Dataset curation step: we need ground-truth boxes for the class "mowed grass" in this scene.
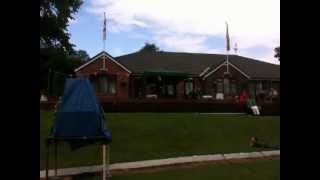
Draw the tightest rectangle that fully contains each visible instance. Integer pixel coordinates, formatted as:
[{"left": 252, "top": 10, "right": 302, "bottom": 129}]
[
  {"left": 73, "top": 159, "right": 280, "bottom": 180},
  {"left": 40, "top": 112, "right": 279, "bottom": 170}
]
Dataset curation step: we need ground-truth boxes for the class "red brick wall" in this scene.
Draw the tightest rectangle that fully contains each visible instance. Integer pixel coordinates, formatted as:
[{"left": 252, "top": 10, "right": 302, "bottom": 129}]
[{"left": 75, "top": 55, "right": 130, "bottom": 100}]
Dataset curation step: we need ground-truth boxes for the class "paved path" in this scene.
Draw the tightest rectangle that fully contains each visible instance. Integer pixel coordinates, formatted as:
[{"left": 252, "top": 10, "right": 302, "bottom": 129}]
[
  {"left": 40, "top": 150, "right": 280, "bottom": 178},
  {"left": 199, "top": 113, "right": 246, "bottom": 115}
]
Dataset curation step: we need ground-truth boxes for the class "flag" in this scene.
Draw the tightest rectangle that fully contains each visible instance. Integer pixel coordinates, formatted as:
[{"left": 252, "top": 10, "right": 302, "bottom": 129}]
[
  {"left": 103, "top": 12, "right": 106, "bottom": 41},
  {"left": 226, "top": 22, "right": 230, "bottom": 51}
]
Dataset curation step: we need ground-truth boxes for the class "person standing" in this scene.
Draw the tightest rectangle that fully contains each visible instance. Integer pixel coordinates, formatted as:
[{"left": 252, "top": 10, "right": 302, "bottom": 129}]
[
  {"left": 239, "top": 90, "right": 248, "bottom": 104},
  {"left": 246, "top": 95, "right": 260, "bottom": 115}
]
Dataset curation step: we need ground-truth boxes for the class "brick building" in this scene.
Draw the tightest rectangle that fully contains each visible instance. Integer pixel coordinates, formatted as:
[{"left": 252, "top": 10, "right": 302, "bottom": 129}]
[{"left": 75, "top": 51, "right": 280, "bottom": 102}]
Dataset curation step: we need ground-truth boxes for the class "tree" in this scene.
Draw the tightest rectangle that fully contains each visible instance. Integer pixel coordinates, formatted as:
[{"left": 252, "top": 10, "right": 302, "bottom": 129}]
[
  {"left": 40, "top": 48, "right": 88, "bottom": 96},
  {"left": 139, "top": 43, "right": 160, "bottom": 53},
  {"left": 73, "top": 50, "right": 90, "bottom": 62},
  {"left": 40, "top": 0, "right": 83, "bottom": 54},
  {"left": 40, "top": 0, "right": 85, "bottom": 96},
  {"left": 274, "top": 46, "right": 280, "bottom": 61}
]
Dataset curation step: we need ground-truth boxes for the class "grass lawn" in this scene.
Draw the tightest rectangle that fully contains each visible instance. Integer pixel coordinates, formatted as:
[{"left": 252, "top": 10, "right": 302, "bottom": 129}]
[
  {"left": 73, "top": 159, "right": 280, "bottom": 180},
  {"left": 40, "top": 112, "right": 279, "bottom": 170}
]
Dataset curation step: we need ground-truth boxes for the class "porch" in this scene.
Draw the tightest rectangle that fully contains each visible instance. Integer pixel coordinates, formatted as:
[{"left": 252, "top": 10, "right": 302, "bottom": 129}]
[{"left": 129, "top": 69, "right": 192, "bottom": 100}]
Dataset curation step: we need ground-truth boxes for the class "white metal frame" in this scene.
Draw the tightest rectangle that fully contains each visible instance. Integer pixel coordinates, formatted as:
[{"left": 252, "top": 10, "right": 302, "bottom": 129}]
[{"left": 102, "top": 144, "right": 111, "bottom": 180}]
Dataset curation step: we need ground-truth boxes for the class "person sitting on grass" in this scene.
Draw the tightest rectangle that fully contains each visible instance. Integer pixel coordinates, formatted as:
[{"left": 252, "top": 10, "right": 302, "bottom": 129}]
[
  {"left": 246, "top": 95, "right": 260, "bottom": 115},
  {"left": 249, "top": 137, "right": 280, "bottom": 149}
]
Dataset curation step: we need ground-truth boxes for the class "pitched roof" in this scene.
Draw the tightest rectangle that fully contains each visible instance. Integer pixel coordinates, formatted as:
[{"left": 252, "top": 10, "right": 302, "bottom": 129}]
[
  {"left": 115, "top": 51, "right": 225, "bottom": 75},
  {"left": 74, "top": 51, "right": 131, "bottom": 73},
  {"left": 229, "top": 55, "right": 280, "bottom": 80},
  {"left": 115, "top": 51, "right": 280, "bottom": 79}
]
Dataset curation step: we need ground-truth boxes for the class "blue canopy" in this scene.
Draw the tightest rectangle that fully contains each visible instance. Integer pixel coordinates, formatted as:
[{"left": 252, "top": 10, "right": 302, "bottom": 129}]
[{"left": 50, "top": 78, "right": 111, "bottom": 144}]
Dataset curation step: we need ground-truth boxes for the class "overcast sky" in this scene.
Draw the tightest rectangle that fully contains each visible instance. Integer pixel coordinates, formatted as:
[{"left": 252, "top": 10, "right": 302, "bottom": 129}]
[{"left": 68, "top": 0, "right": 280, "bottom": 64}]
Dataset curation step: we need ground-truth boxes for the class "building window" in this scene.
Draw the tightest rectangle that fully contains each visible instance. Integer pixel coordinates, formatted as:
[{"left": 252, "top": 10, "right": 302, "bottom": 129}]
[
  {"left": 230, "top": 82, "right": 237, "bottom": 96},
  {"left": 160, "top": 84, "right": 176, "bottom": 97},
  {"left": 263, "top": 81, "right": 270, "bottom": 90},
  {"left": 185, "top": 81, "right": 194, "bottom": 96},
  {"left": 108, "top": 77, "right": 116, "bottom": 94},
  {"left": 167, "top": 84, "right": 175, "bottom": 96},
  {"left": 216, "top": 79, "right": 223, "bottom": 93},
  {"left": 248, "top": 82, "right": 255, "bottom": 97},
  {"left": 223, "top": 78, "right": 230, "bottom": 95},
  {"left": 256, "top": 81, "right": 263, "bottom": 94},
  {"left": 98, "top": 76, "right": 108, "bottom": 93},
  {"left": 97, "top": 75, "right": 117, "bottom": 94}
]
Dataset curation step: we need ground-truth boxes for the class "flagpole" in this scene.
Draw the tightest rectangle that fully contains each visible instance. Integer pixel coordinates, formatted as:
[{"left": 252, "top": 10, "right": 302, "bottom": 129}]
[
  {"left": 103, "top": 12, "right": 106, "bottom": 52},
  {"left": 103, "top": 12, "right": 106, "bottom": 70},
  {"left": 103, "top": 144, "right": 106, "bottom": 180},
  {"left": 225, "top": 22, "right": 230, "bottom": 74},
  {"left": 226, "top": 50, "right": 229, "bottom": 73}
]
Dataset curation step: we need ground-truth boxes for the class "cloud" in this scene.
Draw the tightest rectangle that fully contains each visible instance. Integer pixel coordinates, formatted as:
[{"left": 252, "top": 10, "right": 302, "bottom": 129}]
[
  {"left": 86, "top": 0, "right": 279, "bottom": 63},
  {"left": 155, "top": 34, "right": 207, "bottom": 52},
  {"left": 240, "top": 45, "right": 280, "bottom": 65}
]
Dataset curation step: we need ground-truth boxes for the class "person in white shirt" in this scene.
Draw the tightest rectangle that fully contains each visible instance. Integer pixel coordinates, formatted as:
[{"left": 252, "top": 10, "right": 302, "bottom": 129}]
[{"left": 246, "top": 95, "right": 260, "bottom": 115}]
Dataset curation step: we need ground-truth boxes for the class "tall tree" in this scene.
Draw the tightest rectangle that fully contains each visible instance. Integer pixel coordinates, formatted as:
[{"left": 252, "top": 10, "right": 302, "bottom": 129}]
[
  {"left": 73, "top": 50, "right": 90, "bottom": 62},
  {"left": 40, "top": 48, "right": 88, "bottom": 96},
  {"left": 40, "top": 0, "right": 83, "bottom": 54},
  {"left": 274, "top": 46, "right": 280, "bottom": 61},
  {"left": 40, "top": 0, "right": 85, "bottom": 96},
  {"left": 139, "top": 43, "right": 160, "bottom": 53}
]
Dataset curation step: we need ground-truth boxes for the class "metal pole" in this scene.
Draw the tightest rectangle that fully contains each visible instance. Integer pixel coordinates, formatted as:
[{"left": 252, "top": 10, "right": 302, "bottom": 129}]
[
  {"left": 225, "top": 22, "right": 230, "bottom": 74},
  {"left": 270, "top": 80, "right": 273, "bottom": 103},
  {"left": 54, "top": 141, "right": 58, "bottom": 177},
  {"left": 47, "top": 68, "right": 51, "bottom": 94},
  {"left": 102, "top": 12, "right": 106, "bottom": 70},
  {"left": 107, "top": 145, "right": 111, "bottom": 177},
  {"left": 103, "top": 40, "right": 106, "bottom": 52},
  {"left": 45, "top": 143, "right": 50, "bottom": 180},
  {"left": 103, "top": 55, "right": 106, "bottom": 70},
  {"left": 226, "top": 52, "right": 229, "bottom": 74},
  {"left": 103, "top": 144, "right": 106, "bottom": 180},
  {"left": 103, "top": 12, "right": 106, "bottom": 52},
  {"left": 143, "top": 76, "right": 146, "bottom": 98}
]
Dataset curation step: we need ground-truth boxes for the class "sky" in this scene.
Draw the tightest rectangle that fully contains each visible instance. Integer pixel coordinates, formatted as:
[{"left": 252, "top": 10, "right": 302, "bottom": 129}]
[{"left": 68, "top": 0, "right": 280, "bottom": 64}]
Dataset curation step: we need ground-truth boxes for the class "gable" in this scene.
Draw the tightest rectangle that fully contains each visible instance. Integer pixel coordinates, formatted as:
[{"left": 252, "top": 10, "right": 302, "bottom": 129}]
[
  {"left": 203, "top": 61, "right": 250, "bottom": 80},
  {"left": 75, "top": 51, "right": 131, "bottom": 74}
]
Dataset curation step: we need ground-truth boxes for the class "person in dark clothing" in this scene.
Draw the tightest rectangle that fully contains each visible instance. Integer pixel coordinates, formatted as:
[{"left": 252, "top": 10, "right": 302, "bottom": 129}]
[{"left": 249, "top": 137, "right": 280, "bottom": 149}]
